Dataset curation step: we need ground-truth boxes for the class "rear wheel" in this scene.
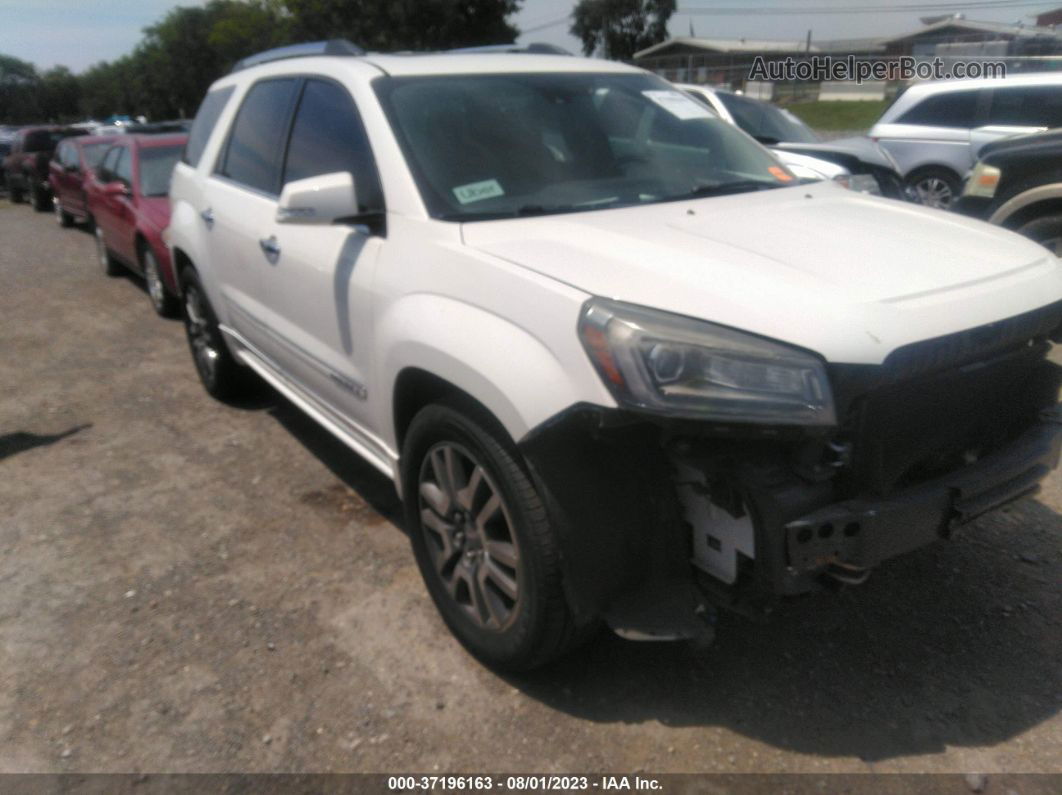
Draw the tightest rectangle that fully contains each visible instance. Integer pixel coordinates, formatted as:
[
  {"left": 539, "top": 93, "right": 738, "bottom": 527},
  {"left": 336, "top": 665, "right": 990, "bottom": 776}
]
[
  {"left": 53, "top": 196, "right": 73, "bottom": 228},
  {"left": 95, "top": 226, "right": 120, "bottom": 276},
  {"left": 29, "top": 181, "right": 49, "bottom": 212},
  {"left": 1017, "top": 214, "right": 1062, "bottom": 256},
  {"left": 9, "top": 184, "right": 24, "bottom": 203},
  {"left": 402, "top": 401, "right": 587, "bottom": 671},
  {"left": 180, "top": 267, "right": 255, "bottom": 400},
  {"left": 906, "top": 167, "right": 960, "bottom": 210},
  {"left": 143, "top": 248, "right": 179, "bottom": 317}
]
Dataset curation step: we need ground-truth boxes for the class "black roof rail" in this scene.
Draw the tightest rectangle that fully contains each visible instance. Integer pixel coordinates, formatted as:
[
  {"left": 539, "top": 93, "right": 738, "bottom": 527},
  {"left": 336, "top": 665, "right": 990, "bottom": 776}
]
[
  {"left": 443, "top": 42, "right": 572, "bottom": 55},
  {"left": 231, "top": 40, "right": 365, "bottom": 72}
]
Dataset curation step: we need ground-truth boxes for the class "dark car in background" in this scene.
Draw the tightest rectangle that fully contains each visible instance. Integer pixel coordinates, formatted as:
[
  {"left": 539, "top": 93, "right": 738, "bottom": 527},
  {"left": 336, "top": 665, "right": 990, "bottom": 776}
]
[
  {"left": 49, "top": 135, "right": 118, "bottom": 227},
  {"left": 2, "top": 126, "right": 88, "bottom": 209},
  {"left": 87, "top": 134, "right": 187, "bottom": 316},
  {"left": 954, "top": 128, "right": 1062, "bottom": 254}
]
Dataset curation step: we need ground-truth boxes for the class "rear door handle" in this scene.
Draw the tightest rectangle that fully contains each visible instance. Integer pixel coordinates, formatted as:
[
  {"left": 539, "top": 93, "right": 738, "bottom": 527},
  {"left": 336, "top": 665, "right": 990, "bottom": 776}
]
[
  {"left": 259, "top": 236, "right": 280, "bottom": 258},
  {"left": 200, "top": 208, "right": 214, "bottom": 229}
]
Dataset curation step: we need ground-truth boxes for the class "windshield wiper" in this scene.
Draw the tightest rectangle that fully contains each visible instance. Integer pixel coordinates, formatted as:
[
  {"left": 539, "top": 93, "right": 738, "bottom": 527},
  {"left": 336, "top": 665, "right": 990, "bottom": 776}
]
[{"left": 678, "top": 180, "right": 783, "bottom": 199}]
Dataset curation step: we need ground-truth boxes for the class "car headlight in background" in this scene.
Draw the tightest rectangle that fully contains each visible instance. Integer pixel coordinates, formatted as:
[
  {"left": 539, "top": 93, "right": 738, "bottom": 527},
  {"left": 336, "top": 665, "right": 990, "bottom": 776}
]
[
  {"left": 833, "top": 173, "right": 882, "bottom": 195},
  {"left": 578, "top": 298, "right": 836, "bottom": 426},
  {"left": 963, "top": 162, "right": 1001, "bottom": 198}
]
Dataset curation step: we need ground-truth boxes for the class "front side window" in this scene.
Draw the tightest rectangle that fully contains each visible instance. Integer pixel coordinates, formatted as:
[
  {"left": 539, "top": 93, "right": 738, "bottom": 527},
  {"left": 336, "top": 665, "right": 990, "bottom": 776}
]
[
  {"left": 184, "top": 86, "right": 235, "bottom": 167},
  {"left": 283, "top": 79, "right": 384, "bottom": 213},
  {"left": 898, "top": 89, "right": 980, "bottom": 128},
  {"left": 97, "top": 146, "right": 121, "bottom": 182},
  {"left": 139, "top": 145, "right": 184, "bottom": 197},
  {"left": 217, "top": 78, "right": 298, "bottom": 194},
  {"left": 374, "top": 72, "right": 792, "bottom": 221}
]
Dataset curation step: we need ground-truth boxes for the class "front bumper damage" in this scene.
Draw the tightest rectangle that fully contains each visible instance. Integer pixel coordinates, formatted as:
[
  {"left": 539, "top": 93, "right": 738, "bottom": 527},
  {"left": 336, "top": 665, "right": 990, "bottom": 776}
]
[{"left": 520, "top": 303, "right": 1062, "bottom": 641}]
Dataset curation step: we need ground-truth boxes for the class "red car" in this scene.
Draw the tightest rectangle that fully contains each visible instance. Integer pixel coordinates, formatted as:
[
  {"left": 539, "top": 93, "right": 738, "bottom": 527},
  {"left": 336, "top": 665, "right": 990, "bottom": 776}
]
[
  {"left": 49, "top": 135, "right": 117, "bottom": 227},
  {"left": 87, "top": 134, "right": 187, "bottom": 317}
]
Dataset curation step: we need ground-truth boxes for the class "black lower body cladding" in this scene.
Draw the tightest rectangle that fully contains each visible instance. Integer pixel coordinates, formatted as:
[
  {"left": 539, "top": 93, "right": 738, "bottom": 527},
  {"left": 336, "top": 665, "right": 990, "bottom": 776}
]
[{"left": 520, "top": 303, "right": 1062, "bottom": 634}]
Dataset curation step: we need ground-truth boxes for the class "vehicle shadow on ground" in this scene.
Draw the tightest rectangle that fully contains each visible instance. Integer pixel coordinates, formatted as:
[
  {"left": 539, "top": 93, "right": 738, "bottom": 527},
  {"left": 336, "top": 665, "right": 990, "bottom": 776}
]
[
  {"left": 511, "top": 498, "right": 1062, "bottom": 762},
  {"left": 254, "top": 386, "right": 404, "bottom": 526}
]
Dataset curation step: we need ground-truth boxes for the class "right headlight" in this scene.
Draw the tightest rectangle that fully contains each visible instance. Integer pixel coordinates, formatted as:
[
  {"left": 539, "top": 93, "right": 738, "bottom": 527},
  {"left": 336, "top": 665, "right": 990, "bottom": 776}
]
[
  {"left": 963, "top": 162, "right": 1001, "bottom": 198},
  {"left": 578, "top": 298, "right": 836, "bottom": 426}
]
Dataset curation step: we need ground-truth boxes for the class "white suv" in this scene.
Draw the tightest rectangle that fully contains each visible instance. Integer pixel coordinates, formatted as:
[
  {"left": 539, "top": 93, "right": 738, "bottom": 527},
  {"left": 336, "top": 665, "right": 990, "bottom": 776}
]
[
  {"left": 169, "top": 41, "right": 1062, "bottom": 670},
  {"left": 870, "top": 73, "right": 1062, "bottom": 208}
]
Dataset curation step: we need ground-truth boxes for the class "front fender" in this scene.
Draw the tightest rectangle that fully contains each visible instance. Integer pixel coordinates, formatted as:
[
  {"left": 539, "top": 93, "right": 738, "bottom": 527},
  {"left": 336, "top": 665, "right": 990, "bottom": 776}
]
[{"left": 377, "top": 293, "right": 606, "bottom": 449}]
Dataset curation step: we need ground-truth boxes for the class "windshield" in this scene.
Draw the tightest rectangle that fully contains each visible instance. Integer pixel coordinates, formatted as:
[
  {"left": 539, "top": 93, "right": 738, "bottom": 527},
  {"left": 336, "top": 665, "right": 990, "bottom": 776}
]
[
  {"left": 374, "top": 72, "right": 794, "bottom": 221},
  {"left": 138, "top": 145, "right": 183, "bottom": 197},
  {"left": 714, "top": 92, "right": 819, "bottom": 145}
]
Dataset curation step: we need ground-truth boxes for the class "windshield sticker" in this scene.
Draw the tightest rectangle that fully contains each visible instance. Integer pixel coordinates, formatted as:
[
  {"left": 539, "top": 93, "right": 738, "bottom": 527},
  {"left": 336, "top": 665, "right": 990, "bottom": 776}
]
[
  {"left": 642, "top": 90, "right": 713, "bottom": 120},
  {"left": 768, "top": 165, "right": 795, "bottom": 182},
  {"left": 453, "top": 179, "right": 505, "bottom": 204}
]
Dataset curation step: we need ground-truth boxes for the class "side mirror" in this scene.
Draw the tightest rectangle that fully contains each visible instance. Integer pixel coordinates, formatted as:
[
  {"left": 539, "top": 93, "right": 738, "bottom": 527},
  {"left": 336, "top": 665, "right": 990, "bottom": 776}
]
[
  {"left": 277, "top": 171, "right": 359, "bottom": 225},
  {"left": 103, "top": 181, "right": 129, "bottom": 196}
]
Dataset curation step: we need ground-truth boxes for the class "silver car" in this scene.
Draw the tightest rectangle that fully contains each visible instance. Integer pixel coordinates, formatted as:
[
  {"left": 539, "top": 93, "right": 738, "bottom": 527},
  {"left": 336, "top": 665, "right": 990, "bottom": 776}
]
[{"left": 870, "top": 73, "right": 1062, "bottom": 209}]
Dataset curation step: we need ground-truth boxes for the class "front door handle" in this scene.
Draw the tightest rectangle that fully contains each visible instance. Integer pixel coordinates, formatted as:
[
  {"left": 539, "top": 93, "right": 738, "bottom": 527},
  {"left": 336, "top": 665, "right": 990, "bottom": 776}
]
[
  {"left": 259, "top": 236, "right": 280, "bottom": 258},
  {"left": 200, "top": 208, "right": 214, "bottom": 229}
]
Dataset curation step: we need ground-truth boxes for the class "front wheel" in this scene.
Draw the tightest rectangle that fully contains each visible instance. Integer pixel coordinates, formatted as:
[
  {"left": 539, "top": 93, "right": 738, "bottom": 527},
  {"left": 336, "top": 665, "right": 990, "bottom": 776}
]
[
  {"left": 143, "top": 248, "right": 179, "bottom": 317},
  {"left": 180, "top": 267, "right": 255, "bottom": 401},
  {"left": 906, "top": 167, "right": 960, "bottom": 210},
  {"left": 29, "top": 181, "right": 49, "bottom": 212},
  {"left": 1017, "top": 214, "right": 1062, "bottom": 256},
  {"left": 402, "top": 401, "right": 586, "bottom": 671}
]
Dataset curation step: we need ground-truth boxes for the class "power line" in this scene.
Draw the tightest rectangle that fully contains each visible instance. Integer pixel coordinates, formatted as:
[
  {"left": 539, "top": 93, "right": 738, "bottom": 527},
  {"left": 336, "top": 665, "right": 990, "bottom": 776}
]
[
  {"left": 522, "top": 15, "right": 570, "bottom": 34},
  {"left": 679, "top": 0, "right": 1059, "bottom": 15}
]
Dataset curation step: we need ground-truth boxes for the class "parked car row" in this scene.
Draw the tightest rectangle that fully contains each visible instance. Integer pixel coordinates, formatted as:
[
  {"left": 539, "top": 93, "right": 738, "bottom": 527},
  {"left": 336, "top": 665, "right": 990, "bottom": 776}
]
[
  {"left": 7, "top": 43, "right": 1062, "bottom": 672},
  {"left": 3, "top": 124, "right": 187, "bottom": 317}
]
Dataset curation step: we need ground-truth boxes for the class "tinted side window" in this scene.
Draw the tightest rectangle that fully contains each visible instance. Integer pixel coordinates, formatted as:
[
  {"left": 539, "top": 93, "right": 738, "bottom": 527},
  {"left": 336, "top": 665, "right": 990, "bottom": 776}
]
[
  {"left": 988, "top": 85, "right": 1062, "bottom": 127},
  {"left": 283, "top": 79, "right": 383, "bottom": 211},
  {"left": 898, "top": 90, "right": 980, "bottom": 128},
  {"left": 218, "top": 78, "right": 298, "bottom": 195},
  {"left": 184, "top": 86, "right": 235, "bottom": 167},
  {"left": 114, "top": 147, "right": 132, "bottom": 185}
]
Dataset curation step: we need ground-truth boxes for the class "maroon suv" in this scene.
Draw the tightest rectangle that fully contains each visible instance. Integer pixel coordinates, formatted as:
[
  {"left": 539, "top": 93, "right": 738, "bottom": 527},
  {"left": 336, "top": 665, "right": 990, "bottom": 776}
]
[
  {"left": 49, "top": 135, "right": 117, "bottom": 227},
  {"left": 2, "top": 126, "right": 87, "bottom": 210}
]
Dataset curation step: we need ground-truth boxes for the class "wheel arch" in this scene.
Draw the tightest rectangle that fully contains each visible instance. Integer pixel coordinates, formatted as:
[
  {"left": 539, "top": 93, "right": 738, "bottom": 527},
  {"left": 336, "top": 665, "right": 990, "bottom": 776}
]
[{"left": 989, "top": 184, "right": 1062, "bottom": 229}]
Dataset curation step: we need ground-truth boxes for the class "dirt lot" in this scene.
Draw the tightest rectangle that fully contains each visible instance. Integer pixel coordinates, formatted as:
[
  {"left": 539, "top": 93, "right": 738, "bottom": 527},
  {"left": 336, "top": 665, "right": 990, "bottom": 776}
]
[{"left": 1, "top": 198, "right": 1061, "bottom": 777}]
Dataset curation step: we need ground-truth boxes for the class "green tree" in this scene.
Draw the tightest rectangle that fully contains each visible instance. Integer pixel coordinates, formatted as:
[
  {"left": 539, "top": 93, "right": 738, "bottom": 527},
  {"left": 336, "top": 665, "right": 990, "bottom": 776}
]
[
  {"left": 282, "top": 0, "right": 521, "bottom": 51},
  {"left": 0, "top": 53, "right": 40, "bottom": 123},
  {"left": 38, "top": 66, "right": 80, "bottom": 122},
  {"left": 570, "top": 0, "right": 676, "bottom": 61}
]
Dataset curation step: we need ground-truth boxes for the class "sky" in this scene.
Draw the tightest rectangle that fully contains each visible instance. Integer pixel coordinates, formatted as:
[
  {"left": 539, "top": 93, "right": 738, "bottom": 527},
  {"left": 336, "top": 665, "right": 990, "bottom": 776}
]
[{"left": 3, "top": 0, "right": 1062, "bottom": 72}]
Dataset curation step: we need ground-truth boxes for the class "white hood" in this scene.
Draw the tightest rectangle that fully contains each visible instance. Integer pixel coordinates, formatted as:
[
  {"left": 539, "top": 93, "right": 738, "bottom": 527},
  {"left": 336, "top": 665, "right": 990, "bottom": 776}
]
[{"left": 462, "top": 182, "right": 1062, "bottom": 365}]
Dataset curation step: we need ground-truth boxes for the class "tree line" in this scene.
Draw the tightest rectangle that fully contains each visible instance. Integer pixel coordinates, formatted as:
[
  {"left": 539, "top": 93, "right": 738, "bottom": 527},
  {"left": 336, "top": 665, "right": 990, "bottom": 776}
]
[{"left": 0, "top": 0, "right": 675, "bottom": 125}]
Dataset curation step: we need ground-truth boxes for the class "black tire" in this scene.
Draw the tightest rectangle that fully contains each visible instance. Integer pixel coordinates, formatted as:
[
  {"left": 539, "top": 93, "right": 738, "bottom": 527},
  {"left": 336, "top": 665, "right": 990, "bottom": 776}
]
[
  {"left": 94, "top": 225, "right": 120, "bottom": 276},
  {"left": 906, "top": 167, "right": 961, "bottom": 210},
  {"left": 142, "top": 246, "right": 179, "bottom": 318},
  {"left": 402, "top": 400, "right": 587, "bottom": 671},
  {"left": 1017, "top": 214, "right": 1062, "bottom": 256},
  {"left": 54, "top": 197, "right": 73, "bottom": 228},
  {"left": 179, "top": 266, "right": 255, "bottom": 401},
  {"left": 29, "top": 181, "right": 49, "bottom": 212},
  {"left": 9, "top": 185, "right": 24, "bottom": 203}
]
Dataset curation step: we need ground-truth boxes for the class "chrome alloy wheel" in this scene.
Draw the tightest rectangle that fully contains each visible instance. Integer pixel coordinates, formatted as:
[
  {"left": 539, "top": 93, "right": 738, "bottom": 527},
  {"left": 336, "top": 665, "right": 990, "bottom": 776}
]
[
  {"left": 417, "top": 442, "right": 522, "bottom": 631},
  {"left": 914, "top": 176, "right": 953, "bottom": 209},
  {"left": 184, "top": 284, "right": 219, "bottom": 385},
  {"left": 144, "top": 250, "right": 165, "bottom": 311}
]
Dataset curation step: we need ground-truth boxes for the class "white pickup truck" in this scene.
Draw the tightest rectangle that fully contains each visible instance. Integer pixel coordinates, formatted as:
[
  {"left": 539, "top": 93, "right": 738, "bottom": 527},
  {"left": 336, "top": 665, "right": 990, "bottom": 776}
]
[{"left": 167, "top": 41, "right": 1062, "bottom": 670}]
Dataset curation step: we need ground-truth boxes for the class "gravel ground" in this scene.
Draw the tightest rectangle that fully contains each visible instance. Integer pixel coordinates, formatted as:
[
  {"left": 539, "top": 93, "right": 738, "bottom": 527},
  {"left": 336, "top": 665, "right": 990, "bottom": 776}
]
[{"left": 1, "top": 198, "right": 1061, "bottom": 777}]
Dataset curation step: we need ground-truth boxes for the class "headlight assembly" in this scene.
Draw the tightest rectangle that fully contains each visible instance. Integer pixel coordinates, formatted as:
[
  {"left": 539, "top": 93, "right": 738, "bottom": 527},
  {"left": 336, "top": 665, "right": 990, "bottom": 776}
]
[
  {"left": 833, "top": 173, "right": 882, "bottom": 196},
  {"left": 578, "top": 299, "right": 836, "bottom": 426}
]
